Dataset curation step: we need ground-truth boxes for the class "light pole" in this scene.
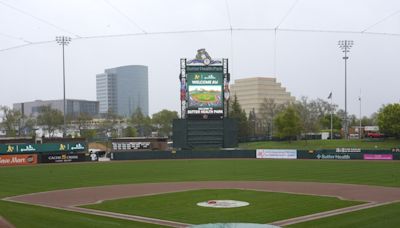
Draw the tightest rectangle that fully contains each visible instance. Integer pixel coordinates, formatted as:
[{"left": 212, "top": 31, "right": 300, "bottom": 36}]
[
  {"left": 56, "top": 36, "right": 71, "bottom": 137},
  {"left": 338, "top": 40, "right": 354, "bottom": 140}
]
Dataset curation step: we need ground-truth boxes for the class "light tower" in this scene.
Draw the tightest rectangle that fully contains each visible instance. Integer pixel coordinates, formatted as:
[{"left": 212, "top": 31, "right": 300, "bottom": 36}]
[
  {"left": 56, "top": 36, "right": 71, "bottom": 137},
  {"left": 338, "top": 40, "right": 354, "bottom": 140}
]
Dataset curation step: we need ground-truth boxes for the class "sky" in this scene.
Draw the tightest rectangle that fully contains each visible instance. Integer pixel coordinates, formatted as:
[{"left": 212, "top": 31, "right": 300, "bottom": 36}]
[{"left": 0, "top": 0, "right": 400, "bottom": 117}]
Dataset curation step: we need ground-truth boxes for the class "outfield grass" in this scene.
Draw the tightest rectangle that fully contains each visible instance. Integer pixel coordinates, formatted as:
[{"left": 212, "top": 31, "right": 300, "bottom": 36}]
[
  {"left": 289, "top": 202, "right": 400, "bottom": 228},
  {"left": 1, "top": 160, "right": 400, "bottom": 198},
  {"left": 1, "top": 159, "right": 400, "bottom": 198},
  {"left": 240, "top": 139, "right": 400, "bottom": 150},
  {"left": 0, "top": 200, "right": 162, "bottom": 228},
  {"left": 0, "top": 159, "right": 399, "bottom": 227},
  {"left": 83, "top": 189, "right": 361, "bottom": 224}
]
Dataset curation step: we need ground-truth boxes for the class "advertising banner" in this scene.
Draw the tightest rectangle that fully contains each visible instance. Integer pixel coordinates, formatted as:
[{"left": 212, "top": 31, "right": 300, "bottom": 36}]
[
  {"left": 0, "top": 142, "right": 86, "bottom": 154},
  {"left": 0, "top": 154, "right": 37, "bottom": 166},
  {"left": 39, "top": 153, "right": 89, "bottom": 163},
  {"left": 336, "top": 148, "right": 361, "bottom": 153},
  {"left": 363, "top": 154, "right": 393, "bottom": 160},
  {"left": 256, "top": 149, "right": 297, "bottom": 159},
  {"left": 316, "top": 154, "right": 353, "bottom": 160}
]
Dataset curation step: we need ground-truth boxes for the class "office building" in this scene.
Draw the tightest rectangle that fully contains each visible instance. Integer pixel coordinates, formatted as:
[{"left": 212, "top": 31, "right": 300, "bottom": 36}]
[
  {"left": 96, "top": 65, "right": 148, "bottom": 117},
  {"left": 13, "top": 99, "right": 99, "bottom": 117},
  {"left": 230, "top": 77, "right": 295, "bottom": 117}
]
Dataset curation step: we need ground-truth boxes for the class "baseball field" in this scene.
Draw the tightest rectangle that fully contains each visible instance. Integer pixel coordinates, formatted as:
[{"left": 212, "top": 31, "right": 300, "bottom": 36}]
[{"left": 1, "top": 159, "right": 400, "bottom": 227}]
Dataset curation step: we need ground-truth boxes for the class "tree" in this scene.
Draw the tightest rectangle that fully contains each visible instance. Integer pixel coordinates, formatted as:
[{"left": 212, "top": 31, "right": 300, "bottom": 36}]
[
  {"left": 0, "top": 106, "right": 22, "bottom": 136},
  {"left": 293, "top": 97, "right": 322, "bottom": 137},
  {"left": 152, "top": 109, "right": 178, "bottom": 137},
  {"left": 259, "top": 98, "right": 285, "bottom": 137},
  {"left": 229, "top": 94, "right": 250, "bottom": 138},
  {"left": 348, "top": 114, "right": 358, "bottom": 127},
  {"left": 21, "top": 116, "right": 37, "bottom": 137},
  {"left": 98, "top": 109, "right": 123, "bottom": 138},
  {"left": 320, "top": 114, "right": 342, "bottom": 130},
  {"left": 36, "top": 106, "right": 63, "bottom": 137},
  {"left": 123, "top": 126, "right": 137, "bottom": 137},
  {"left": 80, "top": 129, "right": 97, "bottom": 140},
  {"left": 310, "top": 98, "right": 334, "bottom": 118},
  {"left": 361, "top": 113, "right": 377, "bottom": 126},
  {"left": 248, "top": 108, "right": 256, "bottom": 136},
  {"left": 76, "top": 112, "right": 93, "bottom": 136},
  {"left": 274, "top": 106, "right": 302, "bottom": 141},
  {"left": 130, "top": 107, "right": 152, "bottom": 136},
  {"left": 377, "top": 103, "right": 400, "bottom": 138}
]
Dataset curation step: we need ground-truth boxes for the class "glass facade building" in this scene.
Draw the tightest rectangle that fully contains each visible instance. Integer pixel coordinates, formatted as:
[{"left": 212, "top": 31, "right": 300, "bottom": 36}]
[{"left": 96, "top": 65, "right": 149, "bottom": 117}]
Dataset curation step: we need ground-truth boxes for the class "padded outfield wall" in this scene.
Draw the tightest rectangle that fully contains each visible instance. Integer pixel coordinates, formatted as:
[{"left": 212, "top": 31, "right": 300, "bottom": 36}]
[{"left": 111, "top": 149, "right": 400, "bottom": 160}]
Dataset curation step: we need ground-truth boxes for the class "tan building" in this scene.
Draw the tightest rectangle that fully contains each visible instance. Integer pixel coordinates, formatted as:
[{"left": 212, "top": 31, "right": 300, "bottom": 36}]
[{"left": 230, "top": 77, "right": 295, "bottom": 117}]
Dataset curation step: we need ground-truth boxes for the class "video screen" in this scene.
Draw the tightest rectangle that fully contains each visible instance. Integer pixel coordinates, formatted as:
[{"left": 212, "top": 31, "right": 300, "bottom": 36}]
[{"left": 188, "top": 85, "right": 222, "bottom": 108}]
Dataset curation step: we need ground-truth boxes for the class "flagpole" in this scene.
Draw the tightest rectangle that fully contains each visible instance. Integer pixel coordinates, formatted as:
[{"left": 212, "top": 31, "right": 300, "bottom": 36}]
[
  {"left": 359, "top": 94, "right": 362, "bottom": 139},
  {"left": 330, "top": 94, "right": 333, "bottom": 140}
]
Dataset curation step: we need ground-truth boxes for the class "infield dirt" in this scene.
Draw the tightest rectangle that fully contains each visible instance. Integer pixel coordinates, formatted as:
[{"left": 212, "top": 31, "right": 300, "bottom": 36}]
[{"left": 4, "top": 181, "right": 400, "bottom": 227}]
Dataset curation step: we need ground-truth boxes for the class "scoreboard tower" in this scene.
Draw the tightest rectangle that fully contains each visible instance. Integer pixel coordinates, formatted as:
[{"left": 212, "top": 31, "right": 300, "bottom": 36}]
[{"left": 173, "top": 49, "right": 238, "bottom": 149}]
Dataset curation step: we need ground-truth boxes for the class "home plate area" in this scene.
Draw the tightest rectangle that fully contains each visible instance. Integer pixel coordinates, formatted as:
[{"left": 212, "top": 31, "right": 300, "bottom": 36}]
[{"left": 197, "top": 200, "right": 250, "bottom": 208}]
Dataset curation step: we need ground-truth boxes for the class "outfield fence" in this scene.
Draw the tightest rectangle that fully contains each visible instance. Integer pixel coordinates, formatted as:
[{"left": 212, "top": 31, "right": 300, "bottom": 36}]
[
  {"left": 2, "top": 146, "right": 399, "bottom": 166},
  {"left": 110, "top": 149, "right": 400, "bottom": 161}
]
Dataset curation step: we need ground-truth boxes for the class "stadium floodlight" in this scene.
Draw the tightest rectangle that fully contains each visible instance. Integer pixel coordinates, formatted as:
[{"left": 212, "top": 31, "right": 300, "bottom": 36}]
[
  {"left": 338, "top": 40, "right": 354, "bottom": 140},
  {"left": 56, "top": 36, "right": 72, "bottom": 137}
]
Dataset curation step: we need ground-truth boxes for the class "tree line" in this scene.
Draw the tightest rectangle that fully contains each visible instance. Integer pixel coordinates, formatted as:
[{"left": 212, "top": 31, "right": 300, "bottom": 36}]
[
  {"left": 0, "top": 105, "right": 178, "bottom": 139},
  {"left": 1, "top": 99, "right": 399, "bottom": 140},
  {"left": 229, "top": 95, "right": 400, "bottom": 140}
]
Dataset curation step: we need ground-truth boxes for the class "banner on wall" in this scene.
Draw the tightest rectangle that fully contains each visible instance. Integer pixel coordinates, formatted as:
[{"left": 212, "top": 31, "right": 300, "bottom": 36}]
[
  {"left": 40, "top": 153, "right": 89, "bottom": 163},
  {"left": 336, "top": 148, "right": 361, "bottom": 153},
  {"left": 363, "top": 154, "right": 393, "bottom": 160},
  {"left": 0, "top": 142, "right": 86, "bottom": 154},
  {"left": 256, "top": 149, "right": 297, "bottom": 159},
  {"left": 0, "top": 154, "right": 37, "bottom": 166}
]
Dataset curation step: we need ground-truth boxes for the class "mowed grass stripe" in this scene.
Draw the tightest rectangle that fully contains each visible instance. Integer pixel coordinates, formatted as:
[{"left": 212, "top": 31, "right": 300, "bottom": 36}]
[
  {"left": 289, "top": 202, "right": 400, "bottom": 228},
  {"left": 83, "top": 189, "right": 362, "bottom": 224},
  {"left": 0, "top": 200, "right": 164, "bottom": 228},
  {"left": 0, "top": 159, "right": 399, "bottom": 198}
]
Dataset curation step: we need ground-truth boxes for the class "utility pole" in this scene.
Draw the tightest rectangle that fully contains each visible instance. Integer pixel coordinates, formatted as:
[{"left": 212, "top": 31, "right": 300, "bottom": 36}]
[{"left": 56, "top": 36, "right": 71, "bottom": 137}]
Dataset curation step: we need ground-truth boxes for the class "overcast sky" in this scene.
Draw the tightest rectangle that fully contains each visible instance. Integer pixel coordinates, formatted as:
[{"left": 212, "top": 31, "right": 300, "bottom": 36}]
[{"left": 1, "top": 0, "right": 399, "bottom": 116}]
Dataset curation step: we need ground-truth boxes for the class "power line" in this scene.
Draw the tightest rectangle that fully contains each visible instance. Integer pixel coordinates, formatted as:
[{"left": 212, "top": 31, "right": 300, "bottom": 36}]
[
  {"left": 0, "top": 0, "right": 80, "bottom": 38},
  {"left": 1, "top": 27, "right": 400, "bottom": 53},
  {"left": 361, "top": 9, "right": 400, "bottom": 33},
  {"left": 273, "top": 0, "right": 300, "bottom": 77},
  {"left": 276, "top": 0, "right": 300, "bottom": 29},
  {"left": 0, "top": 32, "right": 32, "bottom": 44},
  {"left": 0, "top": 40, "right": 53, "bottom": 52},
  {"left": 225, "top": 0, "right": 234, "bottom": 76},
  {"left": 224, "top": 0, "right": 233, "bottom": 30},
  {"left": 76, "top": 28, "right": 231, "bottom": 39},
  {"left": 103, "top": 0, "right": 147, "bottom": 34}
]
